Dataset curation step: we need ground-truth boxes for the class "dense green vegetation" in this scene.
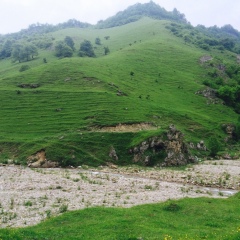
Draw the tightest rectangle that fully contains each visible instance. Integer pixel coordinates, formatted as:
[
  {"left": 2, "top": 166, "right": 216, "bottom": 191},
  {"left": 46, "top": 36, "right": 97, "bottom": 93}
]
[
  {"left": 96, "top": 1, "right": 187, "bottom": 28},
  {"left": 166, "top": 22, "right": 240, "bottom": 53},
  {"left": 0, "top": 193, "right": 239, "bottom": 239},
  {"left": 0, "top": 2, "right": 240, "bottom": 166}
]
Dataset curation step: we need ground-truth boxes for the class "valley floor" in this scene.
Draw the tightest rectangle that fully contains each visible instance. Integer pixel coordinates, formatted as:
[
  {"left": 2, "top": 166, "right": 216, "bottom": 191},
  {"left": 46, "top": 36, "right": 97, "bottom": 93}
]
[{"left": 0, "top": 160, "right": 239, "bottom": 228}]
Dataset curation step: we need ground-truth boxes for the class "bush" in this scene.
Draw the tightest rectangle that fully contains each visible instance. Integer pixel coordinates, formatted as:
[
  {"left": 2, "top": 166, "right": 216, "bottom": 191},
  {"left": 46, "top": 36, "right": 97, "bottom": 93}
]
[
  {"left": 79, "top": 40, "right": 95, "bottom": 57},
  {"left": 208, "top": 137, "right": 221, "bottom": 157},
  {"left": 233, "top": 117, "right": 240, "bottom": 140},
  {"left": 19, "top": 65, "right": 30, "bottom": 72},
  {"left": 199, "top": 43, "right": 210, "bottom": 50},
  {"left": 163, "top": 202, "right": 182, "bottom": 212},
  {"left": 95, "top": 37, "right": 101, "bottom": 45},
  {"left": 217, "top": 86, "right": 235, "bottom": 106},
  {"left": 55, "top": 41, "right": 73, "bottom": 58},
  {"left": 59, "top": 204, "right": 68, "bottom": 213}
]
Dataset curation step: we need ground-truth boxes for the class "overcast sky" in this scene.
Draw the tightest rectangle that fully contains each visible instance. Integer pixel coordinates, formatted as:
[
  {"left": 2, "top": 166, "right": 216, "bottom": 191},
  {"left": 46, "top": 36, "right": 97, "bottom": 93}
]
[{"left": 0, "top": 0, "right": 239, "bottom": 34}]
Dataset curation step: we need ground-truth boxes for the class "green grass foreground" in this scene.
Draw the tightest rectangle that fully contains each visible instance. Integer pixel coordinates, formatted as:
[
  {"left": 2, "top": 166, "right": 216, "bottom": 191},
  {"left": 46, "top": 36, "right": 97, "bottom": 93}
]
[{"left": 0, "top": 193, "right": 240, "bottom": 240}]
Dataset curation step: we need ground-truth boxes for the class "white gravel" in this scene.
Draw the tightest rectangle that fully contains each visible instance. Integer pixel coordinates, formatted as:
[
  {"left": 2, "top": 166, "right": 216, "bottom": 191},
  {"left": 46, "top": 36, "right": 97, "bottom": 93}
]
[{"left": 0, "top": 160, "right": 239, "bottom": 228}]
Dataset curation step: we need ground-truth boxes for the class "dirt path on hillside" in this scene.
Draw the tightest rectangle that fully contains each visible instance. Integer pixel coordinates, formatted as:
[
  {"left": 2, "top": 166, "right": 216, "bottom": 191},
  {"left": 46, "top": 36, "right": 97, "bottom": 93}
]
[
  {"left": 92, "top": 123, "right": 159, "bottom": 132},
  {"left": 0, "top": 160, "right": 239, "bottom": 228}
]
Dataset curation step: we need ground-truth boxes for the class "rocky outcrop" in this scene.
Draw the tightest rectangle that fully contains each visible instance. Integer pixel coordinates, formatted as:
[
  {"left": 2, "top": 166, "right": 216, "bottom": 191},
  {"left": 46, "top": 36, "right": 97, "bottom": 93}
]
[
  {"left": 200, "top": 56, "right": 213, "bottom": 63},
  {"left": 189, "top": 141, "right": 207, "bottom": 151},
  {"left": 109, "top": 147, "right": 118, "bottom": 161},
  {"left": 195, "top": 88, "right": 222, "bottom": 105},
  {"left": 27, "top": 149, "right": 58, "bottom": 168},
  {"left": 163, "top": 125, "right": 196, "bottom": 166},
  {"left": 195, "top": 88, "right": 216, "bottom": 99},
  {"left": 130, "top": 125, "right": 196, "bottom": 167},
  {"left": 237, "top": 55, "right": 240, "bottom": 63},
  {"left": 222, "top": 123, "right": 235, "bottom": 142}
]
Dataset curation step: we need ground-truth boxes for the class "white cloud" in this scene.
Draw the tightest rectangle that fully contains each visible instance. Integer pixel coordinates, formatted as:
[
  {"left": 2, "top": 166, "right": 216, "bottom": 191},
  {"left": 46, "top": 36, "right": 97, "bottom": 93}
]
[{"left": 0, "top": 0, "right": 239, "bottom": 34}]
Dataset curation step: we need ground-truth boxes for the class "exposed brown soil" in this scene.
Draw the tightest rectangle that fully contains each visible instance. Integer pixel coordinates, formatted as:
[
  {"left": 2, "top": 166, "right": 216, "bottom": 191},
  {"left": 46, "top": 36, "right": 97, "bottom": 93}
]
[{"left": 93, "top": 123, "right": 159, "bottom": 132}]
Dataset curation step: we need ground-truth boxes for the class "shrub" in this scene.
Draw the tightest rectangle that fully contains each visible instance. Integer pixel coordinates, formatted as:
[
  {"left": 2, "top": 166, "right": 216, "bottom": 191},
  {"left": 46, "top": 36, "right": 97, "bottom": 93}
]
[
  {"left": 95, "top": 37, "right": 101, "bottom": 45},
  {"left": 19, "top": 65, "right": 30, "bottom": 72},
  {"left": 163, "top": 202, "right": 182, "bottom": 212},
  {"left": 24, "top": 201, "right": 32, "bottom": 207},
  {"left": 79, "top": 40, "right": 95, "bottom": 57},
  {"left": 233, "top": 117, "right": 240, "bottom": 140},
  {"left": 59, "top": 204, "right": 68, "bottom": 213},
  {"left": 208, "top": 137, "right": 221, "bottom": 157}
]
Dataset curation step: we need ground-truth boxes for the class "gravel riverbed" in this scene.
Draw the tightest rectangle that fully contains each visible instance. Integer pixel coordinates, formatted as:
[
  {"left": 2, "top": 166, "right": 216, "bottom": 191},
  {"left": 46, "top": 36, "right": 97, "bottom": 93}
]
[{"left": 0, "top": 160, "right": 239, "bottom": 228}]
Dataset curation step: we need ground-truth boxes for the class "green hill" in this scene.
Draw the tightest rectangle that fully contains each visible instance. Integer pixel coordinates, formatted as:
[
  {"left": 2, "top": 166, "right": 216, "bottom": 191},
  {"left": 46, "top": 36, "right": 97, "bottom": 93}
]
[{"left": 0, "top": 4, "right": 240, "bottom": 166}]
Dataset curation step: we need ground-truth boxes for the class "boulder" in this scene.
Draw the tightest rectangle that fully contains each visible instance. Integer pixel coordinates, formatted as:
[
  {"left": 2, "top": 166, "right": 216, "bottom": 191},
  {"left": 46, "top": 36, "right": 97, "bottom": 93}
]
[
  {"left": 27, "top": 149, "right": 58, "bottom": 168},
  {"left": 109, "top": 147, "right": 118, "bottom": 161},
  {"left": 222, "top": 123, "right": 235, "bottom": 142}
]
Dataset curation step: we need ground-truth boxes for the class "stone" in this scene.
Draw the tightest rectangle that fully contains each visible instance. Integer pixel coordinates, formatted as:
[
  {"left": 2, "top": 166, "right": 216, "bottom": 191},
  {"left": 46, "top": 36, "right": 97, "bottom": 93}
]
[
  {"left": 7, "top": 159, "right": 14, "bottom": 164},
  {"left": 200, "top": 56, "right": 213, "bottom": 63},
  {"left": 109, "top": 147, "right": 118, "bottom": 161},
  {"left": 27, "top": 149, "right": 59, "bottom": 168}
]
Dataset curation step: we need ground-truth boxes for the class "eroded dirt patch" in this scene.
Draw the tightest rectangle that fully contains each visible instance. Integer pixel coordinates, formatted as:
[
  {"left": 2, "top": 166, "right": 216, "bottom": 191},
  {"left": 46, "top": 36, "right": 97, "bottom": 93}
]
[{"left": 93, "top": 123, "right": 159, "bottom": 132}]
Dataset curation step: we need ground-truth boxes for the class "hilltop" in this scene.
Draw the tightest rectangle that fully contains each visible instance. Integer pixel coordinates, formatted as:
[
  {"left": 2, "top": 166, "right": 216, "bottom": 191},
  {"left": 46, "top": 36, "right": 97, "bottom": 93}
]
[{"left": 0, "top": 2, "right": 240, "bottom": 167}]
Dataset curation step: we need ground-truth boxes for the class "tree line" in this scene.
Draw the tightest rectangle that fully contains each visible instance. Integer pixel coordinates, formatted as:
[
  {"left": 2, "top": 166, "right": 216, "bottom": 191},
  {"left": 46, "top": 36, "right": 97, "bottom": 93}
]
[
  {"left": 0, "top": 39, "right": 39, "bottom": 62},
  {"left": 0, "top": 34, "right": 110, "bottom": 63},
  {"left": 202, "top": 58, "right": 240, "bottom": 113},
  {"left": 167, "top": 22, "right": 240, "bottom": 54},
  {"left": 96, "top": 1, "right": 187, "bottom": 29},
  {"left": 55, "top": 36, "right": 110, "bottom": 58}
]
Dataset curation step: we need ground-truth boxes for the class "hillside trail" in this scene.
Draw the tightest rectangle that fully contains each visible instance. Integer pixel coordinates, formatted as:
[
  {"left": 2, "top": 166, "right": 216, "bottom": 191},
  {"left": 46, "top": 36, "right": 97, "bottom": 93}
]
[
  {"left": 0, "top": 159, "right": 239, "bottom": 228},
  {"left": 91, "top": 123, "right": 159, "bottom": 132}
]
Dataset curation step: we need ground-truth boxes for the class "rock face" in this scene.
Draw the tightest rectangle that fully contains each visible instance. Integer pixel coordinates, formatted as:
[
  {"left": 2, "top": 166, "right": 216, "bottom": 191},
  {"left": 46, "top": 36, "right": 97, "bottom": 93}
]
[
  {"left": 189, "top": 141, "right": 207, "bottom": 151},
  {"left": 163, "top": 125, "right": 195, "bottom": 166},
  {"left": 222, "top": 123, "right": 235, "bottom": 142},
  {"left": 195, "top": 88, "right": 222, "bottom": 105},
  {"left": 195, "top": 88, "right": 216, "bottom": 99},
  {"left": 109, "top": 147, "right": 118, "bottom": 161},
  {"left": 27, "top": 149, "right": 59, "bottom": 168},
  {"left": 200, "top": 56, "right": 213, "bottom": 63},
  {"left": 237, "top": 55, "right": 240, "bottom": 63},
  {"left": 130, "top": 125, "right": 196, "bottom": 167}
]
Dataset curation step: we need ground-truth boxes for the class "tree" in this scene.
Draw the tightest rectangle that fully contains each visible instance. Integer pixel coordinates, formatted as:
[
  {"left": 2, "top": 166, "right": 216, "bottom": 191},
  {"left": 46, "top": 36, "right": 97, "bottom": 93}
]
[
  {"left": 19, "top": 65, "right": 30, "bottom": 72},
  {"left": 104, "top": 46, "right": 110, "bottom": 55},
  {"left": 234, "top": 117, "right": 240, "bottom": 141},
  {"left": 24, "top": 44, "right": 38, "bottom": 60},
  {"left": 79, "top": 40, "right": 95, "bottom": 57},
  {"left": 12, "top": 43, "right": 38, "bottom": 62},
  {"left": 208, "top": 137, "right": 221, "bottom": 157},
  {"left": 95, "top": 37, "right": 101, "bottom": 45},
  {"left": 217, "top": 86, "right": 235, "bottom": 106},
  {"left": 12, "top": 43, "right": 23, "bottom": 63},
  {"left": 64, "top": 36, "right": 75, "bottom": 50},
  {"left": 0, "top": 39, "right": 13, "bottom": 59},
  {"left": 220, "top": 38, "right": 235, "bottom": 51},
  {"left": 55, "top": 41, "right": 73, "bottom": 58}
]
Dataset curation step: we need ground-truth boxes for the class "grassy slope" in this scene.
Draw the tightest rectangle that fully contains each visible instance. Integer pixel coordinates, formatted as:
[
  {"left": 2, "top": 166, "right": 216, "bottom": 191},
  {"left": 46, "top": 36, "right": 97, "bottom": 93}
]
[
  {"left": 0, "top": 18, "right": 238, "bottom": 164},
  {"left": 0, "top": 192, "right": 240, "bottom": 239}
]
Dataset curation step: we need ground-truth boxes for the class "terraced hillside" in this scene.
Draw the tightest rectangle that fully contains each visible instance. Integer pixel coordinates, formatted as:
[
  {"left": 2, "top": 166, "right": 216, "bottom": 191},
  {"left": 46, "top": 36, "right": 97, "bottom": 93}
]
[{"left": 0, "top": 17, "right": 239, "bottom": 166}]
